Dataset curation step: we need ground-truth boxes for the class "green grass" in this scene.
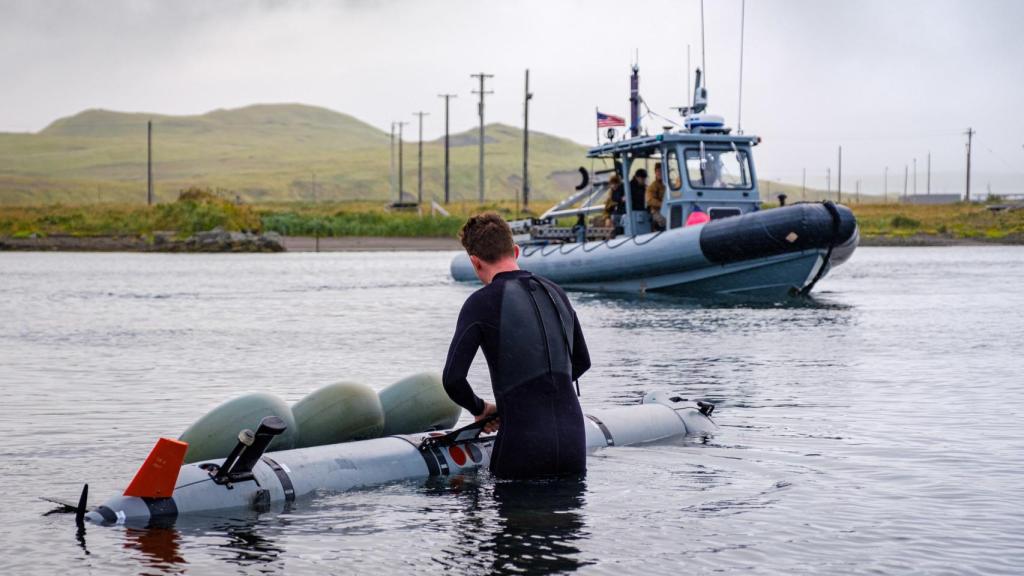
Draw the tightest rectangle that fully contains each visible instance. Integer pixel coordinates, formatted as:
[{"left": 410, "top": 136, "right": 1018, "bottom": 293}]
[
  {"left": 851, "top": 203, "right": 1024, "bottom": 239},
  {"left": 4, "top": 196, "right": 1023, "bottom": 242},
  {"left": 0, "top": 188, "right": 261, "bottom": 238},
  {"left": 260, "top": 211, "right": 464, "bottom": 237}
]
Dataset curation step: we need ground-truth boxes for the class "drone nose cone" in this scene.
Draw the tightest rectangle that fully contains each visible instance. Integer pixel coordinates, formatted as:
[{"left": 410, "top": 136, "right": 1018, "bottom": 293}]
[{"left": 84, "top": 507, "right": 116, "bottom": 525}]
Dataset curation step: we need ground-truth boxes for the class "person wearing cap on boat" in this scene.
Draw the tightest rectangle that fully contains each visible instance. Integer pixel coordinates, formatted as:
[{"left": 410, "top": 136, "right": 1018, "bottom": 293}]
[
  {"left": 603, "top": 173, "right": 625, "bottom": 233},
  {"left": 629, "top": 168, "right": 648, "bottom": 213},
  {"left": 443, "top": 212, "right": 592, "bottom": 480},
  {"left": 646, "top": 162, "right": 666, "bottom": 231}
]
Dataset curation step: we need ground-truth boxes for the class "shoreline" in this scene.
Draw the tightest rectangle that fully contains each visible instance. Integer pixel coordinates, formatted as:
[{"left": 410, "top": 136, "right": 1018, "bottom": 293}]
[
  {"left": 1, "top": 233, "right": 1021, "bottom": 252},
  {"left": 281, "top": 236, "right": 461, "bottom": 252},
  {"left": 0, "top": 234, "right": 462, "bottom": 252}
]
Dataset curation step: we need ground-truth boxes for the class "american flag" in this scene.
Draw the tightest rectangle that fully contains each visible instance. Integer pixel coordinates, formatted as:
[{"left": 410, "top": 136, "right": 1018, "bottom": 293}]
[{"left": 597, "top": 111, "right": 626, "bottom": 128}]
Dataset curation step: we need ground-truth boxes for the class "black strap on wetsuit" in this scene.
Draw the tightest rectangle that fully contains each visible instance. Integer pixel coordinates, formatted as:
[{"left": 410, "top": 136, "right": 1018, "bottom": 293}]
[{"left": 523, "top": 276, "right": 581, "bottom": 397}]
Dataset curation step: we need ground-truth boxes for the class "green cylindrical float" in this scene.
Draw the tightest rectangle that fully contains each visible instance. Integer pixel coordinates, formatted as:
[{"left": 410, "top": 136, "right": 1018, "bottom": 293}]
[
  {"left": 291, "top": 382, "right": 385, "bottom": 448},
  {"left": 179, "top": 392, "right": 297, "bottom": 464},
  {"left": 379, "top": 372, "right": 462, "bottom": 436}
]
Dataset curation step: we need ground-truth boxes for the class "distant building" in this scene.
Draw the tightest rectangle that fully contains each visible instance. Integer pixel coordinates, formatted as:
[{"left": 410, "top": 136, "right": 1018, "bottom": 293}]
[{"left": 901, "top": 194, "right": 962, "bottom": 205}]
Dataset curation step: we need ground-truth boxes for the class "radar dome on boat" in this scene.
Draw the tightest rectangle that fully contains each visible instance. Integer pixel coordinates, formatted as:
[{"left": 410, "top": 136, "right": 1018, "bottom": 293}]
[{"left": 684, "top": 113, "right": 726, "bottom": 132}]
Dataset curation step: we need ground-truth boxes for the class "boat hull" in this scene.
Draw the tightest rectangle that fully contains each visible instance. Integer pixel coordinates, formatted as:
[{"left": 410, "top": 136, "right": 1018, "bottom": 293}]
[{"left": 451, "top": 203, "right": 858, "bottom": 298}]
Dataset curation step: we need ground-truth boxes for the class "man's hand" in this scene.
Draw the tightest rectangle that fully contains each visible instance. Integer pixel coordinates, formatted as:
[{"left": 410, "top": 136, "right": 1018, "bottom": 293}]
[{"left": 475, "top": 401, "right": 500, "bottom": 434}]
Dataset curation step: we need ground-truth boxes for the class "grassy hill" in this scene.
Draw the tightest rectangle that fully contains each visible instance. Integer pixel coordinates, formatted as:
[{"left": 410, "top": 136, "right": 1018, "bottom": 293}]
[{"left": 0, "top": 104, "right": 592, "bottom": 206}]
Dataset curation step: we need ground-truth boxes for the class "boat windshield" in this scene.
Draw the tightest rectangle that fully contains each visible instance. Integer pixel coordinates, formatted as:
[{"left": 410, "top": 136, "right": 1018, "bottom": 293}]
[{"left": 685, "top": 148, "right": 752, "bottom": 189}]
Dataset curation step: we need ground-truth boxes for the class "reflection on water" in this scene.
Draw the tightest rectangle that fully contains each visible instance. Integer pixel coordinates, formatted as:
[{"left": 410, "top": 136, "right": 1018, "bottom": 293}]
[
  {"left": 123, "top": 527, "right": 185, "bottom": 572},
  {"left": 3, "top": 248, "right": 1024, "bottom": 574},
  {"left": 426, "top": 476, "right": 589, "bottom": 574},
  {"left": 489, "top": 479, "right": 589, "bottom": 575}
]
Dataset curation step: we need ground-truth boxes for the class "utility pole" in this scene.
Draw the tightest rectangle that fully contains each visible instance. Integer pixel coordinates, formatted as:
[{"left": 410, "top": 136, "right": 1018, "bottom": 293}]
[
  {"left": 522, "top": 69, "right": 533, "bottom": 213},
  {"left": 884, "top": 166, "right": 889, "bottom": 203},
  {"left": 396, "top": 121, "right": 408, "bottom": 203},
  {"left": 837, "top": 145, "right": 842, "bottom": 203},
  {"left": 413, "top": 111, "right": 429, "bottom": 205},
  {"left": 801, "top": 168, "right": 806, "bottom": 200},
  {"left": 856, "top": 179, "right": 860, "bottom": 203},
  {"left": 438, "top": 94, "right": 456, "bottom": 204},
  {"left": 389, "top": 122, "right": 396, "bottom": 201},
  {"left": 147, "top": 120, "right": 153, "bottom": 205},
  {"left": 826, "top": 167, "right": 831, "bottom": 200},
  {"left": 965, "top": 127, "right": 975, "bottom": 202},
  {"left": 312, "top": 173, "right": 317, "bottom": 203},
  {"left": 903, "top": 164, "right": 908, "bottom": 200},
  {"left": 927, "top": 151, "right": 931, "bottom": 195},
  {"left": 471, "top": 72, "right": 494, "bottom": 203},
  {"left": 913, "top": 157, "right": 917, "bottom": 195}
]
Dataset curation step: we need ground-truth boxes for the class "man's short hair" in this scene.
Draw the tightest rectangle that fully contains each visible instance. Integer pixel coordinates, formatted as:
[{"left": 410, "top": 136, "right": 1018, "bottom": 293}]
[
  {"left": 634, "top": 168, "right": 648, "bottom": 179},
  {"left": 459, "top": 212, "right": 516, "bottom": 263}
]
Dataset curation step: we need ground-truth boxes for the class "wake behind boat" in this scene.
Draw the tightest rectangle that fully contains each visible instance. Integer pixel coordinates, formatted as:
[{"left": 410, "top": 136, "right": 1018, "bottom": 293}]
[{"left": 452, "top": 67, "right": 859, "bottom": 299}]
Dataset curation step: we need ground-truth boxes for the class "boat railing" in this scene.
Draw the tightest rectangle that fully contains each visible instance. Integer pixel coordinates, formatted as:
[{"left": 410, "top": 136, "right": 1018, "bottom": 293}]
[{"left": 540, "top": 180, "right": 610, "bottom": 220}]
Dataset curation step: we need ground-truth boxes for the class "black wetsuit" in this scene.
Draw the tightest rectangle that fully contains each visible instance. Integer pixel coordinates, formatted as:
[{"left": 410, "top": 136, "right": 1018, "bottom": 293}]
[{"left": 442, "top": 270, "right": 591, "bottom": 479}]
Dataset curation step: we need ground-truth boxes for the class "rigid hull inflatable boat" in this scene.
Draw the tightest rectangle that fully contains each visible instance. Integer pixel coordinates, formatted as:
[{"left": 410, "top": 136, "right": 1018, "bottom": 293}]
[
  {"left": 452, "top": 201, "right": 858, "bottom": 298},
  {"left": 451, "top": 67, "right": 859, "bottom": 299},
  {"left": 80, "top": 392, "right": 716, "bottom": 526}
]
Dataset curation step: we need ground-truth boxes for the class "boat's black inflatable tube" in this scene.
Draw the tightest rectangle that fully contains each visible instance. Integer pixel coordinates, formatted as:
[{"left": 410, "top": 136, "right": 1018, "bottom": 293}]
[{"left": 699, "top": 202, "right": 857, "bottom": 265}]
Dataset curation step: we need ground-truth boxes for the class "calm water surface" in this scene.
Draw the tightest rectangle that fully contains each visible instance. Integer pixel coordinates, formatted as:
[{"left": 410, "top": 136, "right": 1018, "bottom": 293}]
[{"left": 1, "top": 247, "right": 1022, "bottom": 574}]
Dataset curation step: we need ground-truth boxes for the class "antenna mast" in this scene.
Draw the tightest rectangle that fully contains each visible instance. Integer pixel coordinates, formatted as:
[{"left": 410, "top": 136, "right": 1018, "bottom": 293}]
[
  {"left": 687, "top": 44, "right": 692, "bottom": 108},
  {"left": 700, "top": 0, "right": 707, "bottom": 89},
  {"left": 737, "top": 0, "right": 746, "bottom": 134},
  {"left": 629, "top": 60, "right": 641, "bottom": 138}
]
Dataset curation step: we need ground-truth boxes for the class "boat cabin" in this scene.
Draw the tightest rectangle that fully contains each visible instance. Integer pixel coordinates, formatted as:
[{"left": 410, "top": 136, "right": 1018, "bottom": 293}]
[{"left": 586, "top": 116, "right": 762, "bottom": 236}]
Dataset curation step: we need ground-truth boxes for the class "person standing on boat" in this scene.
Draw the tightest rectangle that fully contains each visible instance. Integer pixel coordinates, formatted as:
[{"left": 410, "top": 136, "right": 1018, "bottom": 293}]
[
  {"left": 603, "top": 173, "right": 626, "bottom": 234},
  {"left": 442, "top": 212, "right": 592, "bottom": 479},
  {"left": 629, "top": 169, "right": 648, "bottom": 212},
  {"left": 646, "top": 162, "right": 666, "bottom": 231}
]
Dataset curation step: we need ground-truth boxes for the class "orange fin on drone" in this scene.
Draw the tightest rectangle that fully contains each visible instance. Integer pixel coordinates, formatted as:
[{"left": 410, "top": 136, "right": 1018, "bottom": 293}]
[{"left": 123, "top": 438, "right": 188, "bottom": 498}]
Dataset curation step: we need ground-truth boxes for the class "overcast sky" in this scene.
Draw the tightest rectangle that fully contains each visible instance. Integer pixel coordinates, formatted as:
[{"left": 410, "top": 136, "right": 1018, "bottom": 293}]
[{"left": 2, "top": 0, "right": 1022, "bottom": 192}]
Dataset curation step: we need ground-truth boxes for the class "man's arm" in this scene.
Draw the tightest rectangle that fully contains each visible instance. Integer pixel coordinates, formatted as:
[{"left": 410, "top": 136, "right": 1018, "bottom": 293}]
[
  {"left": 442, "top": 303, "right": 487, "bottom": 416},
  {"left": 570, "top": 311, "right": 591, "bottom": 381}
]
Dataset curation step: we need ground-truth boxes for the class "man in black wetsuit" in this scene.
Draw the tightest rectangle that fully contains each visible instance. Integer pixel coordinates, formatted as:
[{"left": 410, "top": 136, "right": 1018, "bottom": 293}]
[{"left": 442, "top": 212, "right": 591, "bottom": 479}]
